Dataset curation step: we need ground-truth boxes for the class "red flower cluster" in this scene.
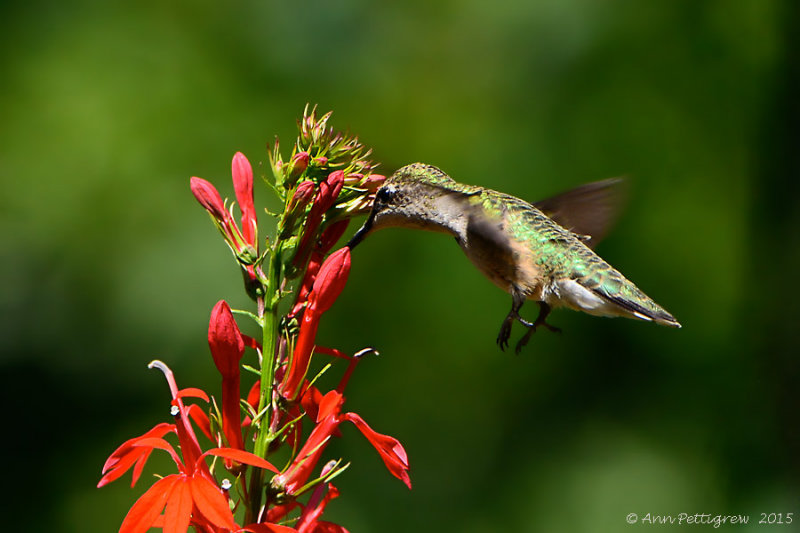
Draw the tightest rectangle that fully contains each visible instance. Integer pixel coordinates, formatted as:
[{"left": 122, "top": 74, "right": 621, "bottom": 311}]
[
  {"left": 100, "top": 109, "right": 405, "bottom": 533},
  {"left": 99, "top": 361, "right": 282, "bottom": 533}
]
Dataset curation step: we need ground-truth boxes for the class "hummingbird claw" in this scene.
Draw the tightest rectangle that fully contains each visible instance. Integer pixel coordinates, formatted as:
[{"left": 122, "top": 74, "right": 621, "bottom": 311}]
[
  {"left": 515, "top": 325, "right": 536, "bottom": 354},
  {"left": 504, "top": 301, "right": 562, "bottom": 353},
  {"left": 497, "top": 316, "right": 513, "bottom": 351}
]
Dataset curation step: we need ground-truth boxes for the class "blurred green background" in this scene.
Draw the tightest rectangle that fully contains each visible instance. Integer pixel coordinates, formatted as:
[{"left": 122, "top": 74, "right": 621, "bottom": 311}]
[{"left": 2, "top": 0, "right": 798, "bottom": 531}]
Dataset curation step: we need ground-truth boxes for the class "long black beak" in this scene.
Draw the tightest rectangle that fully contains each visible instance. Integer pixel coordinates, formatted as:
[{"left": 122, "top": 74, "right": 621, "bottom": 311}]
[{"left": 346, "top": 212, "right": 375, "bottom": 249}]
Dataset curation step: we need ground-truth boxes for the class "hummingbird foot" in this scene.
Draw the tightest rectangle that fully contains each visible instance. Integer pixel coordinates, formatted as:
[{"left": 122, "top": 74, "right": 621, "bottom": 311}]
[
  {"left": 515, "top": 325, "right": 536, "bottom": 354},
  {"left": 497, "top": 315, "right": 514, "bottom": 351},
  {"left": 514, "top": 302, "right": 561, "bottom": 354},
  {"left": 498, "top": 287, "right": 531, "bottom": 352}
]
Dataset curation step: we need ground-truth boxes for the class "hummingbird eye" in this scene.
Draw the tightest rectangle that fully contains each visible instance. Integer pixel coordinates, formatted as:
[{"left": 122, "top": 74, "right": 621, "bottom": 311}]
[{"left": 376, "top": 186, "right": 397, "bottom": 204}]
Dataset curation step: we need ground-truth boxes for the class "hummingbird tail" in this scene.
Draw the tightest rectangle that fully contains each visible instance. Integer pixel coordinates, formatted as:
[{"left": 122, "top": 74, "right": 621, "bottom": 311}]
[{"left": 597, "top": 289, "right": 682, "bottom": 328}]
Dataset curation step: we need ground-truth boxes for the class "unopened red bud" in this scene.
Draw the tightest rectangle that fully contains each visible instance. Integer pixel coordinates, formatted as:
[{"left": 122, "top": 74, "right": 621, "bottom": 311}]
[
  {"left": 190, "top": 177, "right": 228, "bottom": 221},
  {"left": 312, "top": 156, "right": 328, "bottom": 167},
  {"left": 208, "top": 300, "right": 245, "bottom": 379},
  {"left": 310, "top": 171, "right": 345, "bottom": 214},
  {"left": 280, "top": 181, "right": 317, "bottom": 241},
  {"left": 309, "top": 247, "right": 351, "bottom": 314},
  {"left": 291, "top": 152, "right": 310, "bottom": 179},
  {"left": 288, "top": 181, "right": 316, "bottom": 212},
  {"left": 361, "top": 174, "right": 386, "bottom": 192},
  {"left": 324, "top": 170, "right": 345, "bottom": 208},
  {"left": 232, "top": 152, "right": 256, "bottom": 246}
]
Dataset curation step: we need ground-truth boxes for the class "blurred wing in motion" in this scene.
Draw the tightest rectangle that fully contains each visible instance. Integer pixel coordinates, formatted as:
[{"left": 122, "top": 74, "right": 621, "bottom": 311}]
[{"left": 534, "top": 178, "right": 627, "bottom": 248}]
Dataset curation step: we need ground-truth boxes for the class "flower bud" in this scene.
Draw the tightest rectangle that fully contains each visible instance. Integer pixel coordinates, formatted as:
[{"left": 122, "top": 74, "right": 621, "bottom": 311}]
[
  {"left": 231, "top": 152, "right": 257, "bottom": 246},
  {"left": 309, "top": 247, "right": 351, "bottom": 314},
  {"left": 208, "top": 300, "right": 245, "bottom": 379},
  {"left": 314, "top": 171, "right": 345, "bottom": 213},
  {"left": 280, "top": 181, "right": 317, "bottom": 241},
  {"left": 361, "top": 174, "right": 386, "bottom": 193},
  {"left": 288, "top": 181, "right": 316, "bottom": 213},
  {"left": 190, "top": 177, "right": 228, "bottom": 222},
  {"left": 290, "top": 152, "right": 310, "bottom": 180}
]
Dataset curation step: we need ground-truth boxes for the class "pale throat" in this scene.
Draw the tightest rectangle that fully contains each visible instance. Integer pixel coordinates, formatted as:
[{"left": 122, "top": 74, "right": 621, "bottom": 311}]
[{"left": 412, "top": 193, "right": 470, "bottom": 241}]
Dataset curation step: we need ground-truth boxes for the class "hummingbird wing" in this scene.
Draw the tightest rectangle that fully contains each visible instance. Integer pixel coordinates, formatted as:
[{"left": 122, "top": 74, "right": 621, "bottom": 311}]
[{"left": 533, "top": 178, "right": 626, "bottom": 249}]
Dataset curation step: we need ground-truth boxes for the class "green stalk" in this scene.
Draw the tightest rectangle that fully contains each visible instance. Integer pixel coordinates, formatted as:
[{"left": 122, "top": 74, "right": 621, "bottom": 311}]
[{"left": 247, "top": 244, "right": 282, "bottom": 522}]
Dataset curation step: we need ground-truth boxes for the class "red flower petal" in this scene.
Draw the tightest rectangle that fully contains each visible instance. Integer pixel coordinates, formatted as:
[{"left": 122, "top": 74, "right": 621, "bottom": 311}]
[
  {"left": 265, "top": 501, "right": 301, "bottom": 524},
  {"left": 132, "top": 437, "right": 184, "bottom": 470},
  {"left": 199, "top": 448, "right": 279, "bottom": 473},
  {"left": 101, "top": 423, "right": 174, "bottom": 475},
  {"left": 119, "top": 475, "right": 179, "bottom": 533},
  {"left": 246, "top": 380, "right": 260, "bottom": 410},
  {"left": 188, "top": 474, "right": 238, "bottom": 531},
  {"left": 345, "top": 413, "right": 411, "bottom": 489},
  {"left": 98, "top": 423, "right": 176, "bottom": 488},
  {"left": 175, "top": 387, "right": 210, "bottom": 403},
  {"left": 317, "top": 390, "right": 344, "bottom": 423},
  {"left": 130, "top": 449, "right": 154, "bottom": 488},
  {"left": 186, "top": 404, "right": 213, "bottom": 442},
  {"left": 98, "top": 451, "right": 141, "bottom": 488},
  {"left": 309, "top": 248, "right": 351, "bottom": 314},
  {"left": 163, "top": 477, "right": 192, "bottom": 533},
  {"left": 300, "top": 383, "right": 324, "bottom": 422}
]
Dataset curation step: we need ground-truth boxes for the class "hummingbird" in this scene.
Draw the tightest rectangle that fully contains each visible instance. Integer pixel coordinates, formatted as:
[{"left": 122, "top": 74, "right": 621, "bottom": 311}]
[{"left": 347, "top": 163, "right": 680, "bottom": 353}]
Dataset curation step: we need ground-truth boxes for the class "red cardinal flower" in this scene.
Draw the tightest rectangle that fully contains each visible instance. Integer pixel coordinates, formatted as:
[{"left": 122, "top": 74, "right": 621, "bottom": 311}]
[
  {"left": 281, "top": 248, "right": 351, "bottom": 399},
  {"left": 100, "top": 361, "right": 279, "bottom": 533},
  {"left": 275, "top": 389, "right": 411, "bottom": 495}
]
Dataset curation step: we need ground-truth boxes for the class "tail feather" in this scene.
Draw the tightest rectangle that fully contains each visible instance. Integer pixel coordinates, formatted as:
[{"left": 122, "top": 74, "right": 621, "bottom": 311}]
[{"left": 592, "top": 287, "right": 681, "bottom": 328}]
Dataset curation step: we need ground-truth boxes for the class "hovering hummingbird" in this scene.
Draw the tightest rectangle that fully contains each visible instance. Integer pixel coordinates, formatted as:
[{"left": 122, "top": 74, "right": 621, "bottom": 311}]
[{"left": 347, "top": 163, "right": 680, "bottom": 352}]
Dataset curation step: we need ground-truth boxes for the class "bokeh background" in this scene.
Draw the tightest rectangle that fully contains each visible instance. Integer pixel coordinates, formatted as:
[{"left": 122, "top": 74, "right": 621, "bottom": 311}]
[{"left": 2, "top": 0, "right": 798, "bottom": 531}]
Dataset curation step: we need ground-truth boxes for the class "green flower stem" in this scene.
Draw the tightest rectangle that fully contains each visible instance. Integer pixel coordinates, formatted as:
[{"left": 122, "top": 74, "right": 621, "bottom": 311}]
[{"left": 248, "top": 244, "right": 283, "bottom": 521}]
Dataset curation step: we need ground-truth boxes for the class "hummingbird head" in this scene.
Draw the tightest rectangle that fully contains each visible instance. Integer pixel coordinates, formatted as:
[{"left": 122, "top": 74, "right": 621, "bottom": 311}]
[{"left": 347, "top": 163, "right": 465, "bottom": 249}]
